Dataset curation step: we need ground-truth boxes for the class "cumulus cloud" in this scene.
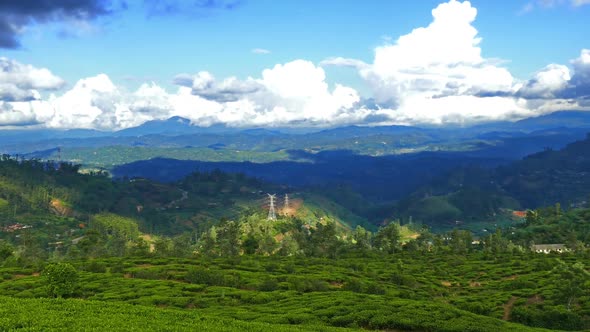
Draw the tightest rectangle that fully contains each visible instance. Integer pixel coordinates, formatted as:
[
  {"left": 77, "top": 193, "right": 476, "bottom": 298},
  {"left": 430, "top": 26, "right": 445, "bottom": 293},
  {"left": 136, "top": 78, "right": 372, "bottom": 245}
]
[
  {"left": 517, "top": 64, "right": 571, "bottom": 99},
  {"left": 173, "top": 72, "right": 263, "bottom": 102},
  {"left": 518, "top": 49, "right": 590, "bottom": 102},
  {"left": 2, "top": 1, "right": 590, "bottom": 130},
  {"left": 0, "top": 0, "right": 121, "bottom": 49},
  {"left": 2, "top": 59, "right": 362, "bottom": 129},
  {"left": 0, "top": 102, "right": 40, "bottom": 126},
  {"left": 0, "top": 57, "right": 65, "bottom": 102},
  {"left": 171, "top": 60, "right": 363, "bottom": 126},
  {"left": 336, "top": 0, "right": 528, "bottom": 125},
  {"left": 565, "top": 49, "right": 590, "bottom": 99}
]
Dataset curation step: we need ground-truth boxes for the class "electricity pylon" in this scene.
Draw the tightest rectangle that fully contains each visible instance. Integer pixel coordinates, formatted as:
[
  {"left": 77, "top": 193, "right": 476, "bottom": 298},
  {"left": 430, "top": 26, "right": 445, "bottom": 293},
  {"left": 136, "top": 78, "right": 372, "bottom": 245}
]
[{"left": 267, "top": 194, "right": 277, "bottom": 220}]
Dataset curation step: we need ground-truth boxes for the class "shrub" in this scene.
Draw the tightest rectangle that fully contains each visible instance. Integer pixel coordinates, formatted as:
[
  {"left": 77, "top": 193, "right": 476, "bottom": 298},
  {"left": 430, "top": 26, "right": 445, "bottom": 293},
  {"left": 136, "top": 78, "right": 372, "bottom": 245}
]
[
  {"left": 185, "top": 267, "right": 215, "bottom": 285},
  {"left": 42, "top": 263, "right": 78, "bottom": 298},
  {"left": 258, "top": 278, "right": 279, "bottom": 292},
  {"left": 343, "top": 278, "right": 364, "bottom": 293},
  {"left": 84, "top": 260, "right": 107, "bottom": 273}
]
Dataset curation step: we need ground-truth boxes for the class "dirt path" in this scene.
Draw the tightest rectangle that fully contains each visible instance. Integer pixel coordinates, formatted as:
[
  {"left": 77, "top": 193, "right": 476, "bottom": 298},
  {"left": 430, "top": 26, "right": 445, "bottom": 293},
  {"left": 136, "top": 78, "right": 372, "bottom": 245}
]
[
  {"left": 503, "top": 296, "right": 518, "bottom": 321},
  {"left": 166, "top": 189, "right": 188, "bottom": 209}
]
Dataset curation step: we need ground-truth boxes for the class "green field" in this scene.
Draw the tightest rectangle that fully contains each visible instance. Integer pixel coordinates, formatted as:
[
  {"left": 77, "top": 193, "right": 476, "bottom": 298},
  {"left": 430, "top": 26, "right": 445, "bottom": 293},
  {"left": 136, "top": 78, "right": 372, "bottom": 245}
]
[
  {"left": 0, "top": 296, "right": 353, "bottom": 331},
  {"left": 0, "top": 253, "right": 587, "bottom": 331}
]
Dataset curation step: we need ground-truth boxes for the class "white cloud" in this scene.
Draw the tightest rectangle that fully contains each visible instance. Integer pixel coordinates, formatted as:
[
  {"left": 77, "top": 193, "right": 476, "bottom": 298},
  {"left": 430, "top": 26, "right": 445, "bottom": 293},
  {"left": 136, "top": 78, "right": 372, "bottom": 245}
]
[
  {"left": 347, "top": 0, "right": 526, "bottom": 125},
  {"left": 521, "top": 0, "right": 590, "bottom": 13},
  {"left": 3, "top": 59, "right": 362, "bottom": 129},
  {"left": 172, "top": 60, "right": 363, "bottom": 126},
  {"left": 0, "top": 102, "right": 38, "bottom": 126},
  {"left": 518, "top": 49, "right": 590, "bottom": 102},
  {"left": 518, "top": 64, "right": 571, "bottom": 98},
  {"left": 0, "top": 57, "right": 65, "bottom": 102},
  {"left": 320, "top": 57, "right": 369, "bottom": 69},
  {"left": 2, "top": 1, "right": 590, "bottom": 130},
  {"left": 174, "top": 71, "right": 263, "bottom": 102},
  {"left": 251, "top": 48, "right": 271, "bottom": 54}
]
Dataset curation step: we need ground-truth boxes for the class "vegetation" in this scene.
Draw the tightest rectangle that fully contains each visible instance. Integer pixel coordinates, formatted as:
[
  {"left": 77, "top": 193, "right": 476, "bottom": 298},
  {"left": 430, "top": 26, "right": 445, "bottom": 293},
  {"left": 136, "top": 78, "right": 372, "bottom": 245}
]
[
  {"left": 0, "top": 296, "right": 351, "bottom": 331},
  {"left": 395, "top": 133, "right": 590, "bottom": 229},
  {"left": 2, "top": 253, "right": 586, "bottom": 331},
  {"left": 42, "top": 262, "right": 78, "bottom": 298},
  {"left": 60, "top": 146, "right": 298, "bottom": 168},
  {"left": 1, "top": 146, "right": 590, "bottom": 331}
]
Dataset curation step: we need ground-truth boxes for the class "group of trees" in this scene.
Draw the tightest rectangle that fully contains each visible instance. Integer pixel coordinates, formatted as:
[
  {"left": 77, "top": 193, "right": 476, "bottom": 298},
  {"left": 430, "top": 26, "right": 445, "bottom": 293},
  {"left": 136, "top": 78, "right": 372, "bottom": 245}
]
[
  {"left": 2, "top": 209, "right": 588, "bottom": 268},
  {"left": 1, "top": 155, "right": 589, "bottom": 267}
]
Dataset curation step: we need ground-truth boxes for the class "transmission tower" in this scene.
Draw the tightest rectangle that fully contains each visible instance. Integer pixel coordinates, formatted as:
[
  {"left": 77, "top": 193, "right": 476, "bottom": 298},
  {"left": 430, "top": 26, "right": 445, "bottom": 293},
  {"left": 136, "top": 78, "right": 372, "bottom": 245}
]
[
  {"left": 284, "top": 194, "right": 290, "bottom": 210},
  {"left": 267, "top": 194, "right": 277, "bottom": 220}
]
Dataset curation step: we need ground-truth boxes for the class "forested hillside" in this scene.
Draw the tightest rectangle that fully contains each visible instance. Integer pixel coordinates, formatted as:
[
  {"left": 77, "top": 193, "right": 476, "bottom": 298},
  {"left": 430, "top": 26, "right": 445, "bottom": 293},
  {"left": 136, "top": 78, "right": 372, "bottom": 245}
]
[{"left": 392, "top": 134, "right": 590, "bottom": 229}]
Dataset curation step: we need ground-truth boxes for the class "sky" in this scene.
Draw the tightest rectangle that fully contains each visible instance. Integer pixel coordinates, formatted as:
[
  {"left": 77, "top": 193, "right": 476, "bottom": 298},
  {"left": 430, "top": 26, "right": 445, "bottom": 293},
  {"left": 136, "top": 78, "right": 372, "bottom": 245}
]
[{"left": 0, "top": 0, "right": 589, "bottom": 130}]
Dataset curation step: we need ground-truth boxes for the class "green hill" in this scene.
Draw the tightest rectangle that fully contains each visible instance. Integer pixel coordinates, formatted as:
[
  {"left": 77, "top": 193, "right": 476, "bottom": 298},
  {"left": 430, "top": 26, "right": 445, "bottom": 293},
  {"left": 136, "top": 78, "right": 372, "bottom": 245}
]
[
  {"left": 0, "top": 156, "right": 371, "bottom": 259},
  {"left": 392, "top": 134, "right": 590, "bottom": 231}
]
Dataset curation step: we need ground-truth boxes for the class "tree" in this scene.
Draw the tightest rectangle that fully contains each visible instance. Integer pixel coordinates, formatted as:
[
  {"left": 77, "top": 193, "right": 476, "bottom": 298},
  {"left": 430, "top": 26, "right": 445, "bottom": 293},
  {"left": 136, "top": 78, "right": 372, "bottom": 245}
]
[
  {"left": 277, "top": 234, "right": 300, "bottom": 256},
  {"left": 43, "top": 263, "right": 78, "bottom": 298},
  {"left": 171, "top": 233, "right": 194, "bottom": 257},
  {"left": 130, "top": 237, "right": 151, "bottom": 257},
  {"left": 449, "top": 229, "right": 473, "bottom": 254},
  {"left": 90, "top": 213, "right": 140, "bottom": 256},
  {"left": 554, "top": 262, "right": 589, "bottom": 310},
  {"left": 217, "top": 220, "right": 241, "bottom": 256},
  {"left": 199, "top": 226, "right": 217, "bottom": 256},
  {"left": 242, "top": 234, "right": 259, "bottom": 255},
  {"left": 525, "top": 210, "right": 540, "bottom": 226},
  {"left": 374, "top": 221, "right": 401, "bottom": 254},
  {"left": 0, "top": 240, "right": 14, "bottom": 261},
  {"left": 153, "top": 237, "right": 172, "bottom": 257},
  {"left": 258, "top": 233, "right": 278, "bottom": 255},
  {"left": 352, "top": 226, "right": 372, "bottom": 252},
  {"left": 308, "top": 221, "right": 340, "bottom": 258}
]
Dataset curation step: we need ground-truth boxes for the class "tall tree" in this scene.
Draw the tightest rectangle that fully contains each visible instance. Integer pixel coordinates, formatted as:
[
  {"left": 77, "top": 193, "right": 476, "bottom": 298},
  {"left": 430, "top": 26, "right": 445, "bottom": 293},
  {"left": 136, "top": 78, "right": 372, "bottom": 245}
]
[{"left": 374, "top": 221, "right": 401, "bottom": 254}]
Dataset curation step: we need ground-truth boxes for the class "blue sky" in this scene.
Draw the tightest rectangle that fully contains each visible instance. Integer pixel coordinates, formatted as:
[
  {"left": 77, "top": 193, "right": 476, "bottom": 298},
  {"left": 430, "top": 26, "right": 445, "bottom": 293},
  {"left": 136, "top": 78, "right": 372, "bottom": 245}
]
[{"left": 1, "top": 0, "right": 589, "bottom": 129}]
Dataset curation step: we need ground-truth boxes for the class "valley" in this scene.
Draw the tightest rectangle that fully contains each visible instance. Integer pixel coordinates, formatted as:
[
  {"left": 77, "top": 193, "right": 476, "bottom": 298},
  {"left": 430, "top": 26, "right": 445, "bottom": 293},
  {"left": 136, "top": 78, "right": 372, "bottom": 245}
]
[{"left": 0, "top": 112, "right": 589, "bottom": 331}]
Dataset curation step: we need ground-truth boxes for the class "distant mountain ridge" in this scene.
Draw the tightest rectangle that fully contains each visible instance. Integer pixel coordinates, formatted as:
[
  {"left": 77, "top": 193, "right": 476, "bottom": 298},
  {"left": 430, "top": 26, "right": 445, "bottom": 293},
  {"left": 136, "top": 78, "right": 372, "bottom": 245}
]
[
  {"left": 1, "top": 110, "right": 590, "bottom": 141},
  {"left": 2, "top": 111, "right": 590, "bottom": 176},
  {"left": 115, "top": 116, "right": 234, "bottom": 137}
]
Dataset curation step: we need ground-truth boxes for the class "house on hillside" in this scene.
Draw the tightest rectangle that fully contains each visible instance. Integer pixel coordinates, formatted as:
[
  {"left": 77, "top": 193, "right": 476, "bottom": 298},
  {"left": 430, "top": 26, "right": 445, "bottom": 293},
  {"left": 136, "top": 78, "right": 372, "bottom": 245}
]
[
  {"left": 512, "top": 210, "right": 527, "bottom": 218},
  {"left": 531, "top": 244, "right": 568, "bottom": 254}
]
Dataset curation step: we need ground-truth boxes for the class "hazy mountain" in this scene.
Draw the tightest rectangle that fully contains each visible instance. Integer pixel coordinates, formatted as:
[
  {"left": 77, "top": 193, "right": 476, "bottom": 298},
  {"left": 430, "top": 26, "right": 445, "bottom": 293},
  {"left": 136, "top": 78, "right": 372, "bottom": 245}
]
[
  {"left": 2, "top": 110, "right": 590, "bottom": 166},
  {"left": 114, "top": 116, "right": 234, "bottom": 137}
]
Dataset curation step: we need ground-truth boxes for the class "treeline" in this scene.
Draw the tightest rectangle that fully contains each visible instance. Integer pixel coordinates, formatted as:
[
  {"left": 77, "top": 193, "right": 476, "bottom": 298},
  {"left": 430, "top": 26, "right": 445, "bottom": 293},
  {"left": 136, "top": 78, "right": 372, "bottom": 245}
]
[
  {"left": 3, "top": 208, "right": 589, "bottom": 270},
  {"left": 512, "top": 203, "right": 590, "bottom": 248},
  {"left": 0, "top": 156, "right": 272, "bottom": 235}
]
